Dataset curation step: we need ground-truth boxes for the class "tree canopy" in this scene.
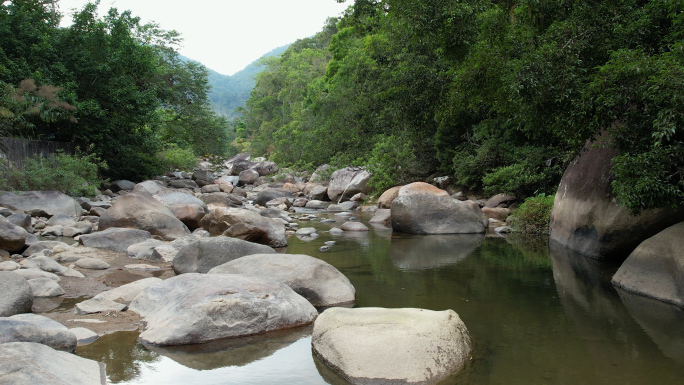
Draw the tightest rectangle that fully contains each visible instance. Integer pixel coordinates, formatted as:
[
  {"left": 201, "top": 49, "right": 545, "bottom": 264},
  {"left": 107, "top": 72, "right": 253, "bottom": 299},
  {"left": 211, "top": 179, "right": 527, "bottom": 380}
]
[
  {"left": 0, "top": 0, "right": 233, "bottom": 180},
  {"left": 240, "top": 0, "right": 684, "bottom": 212}
]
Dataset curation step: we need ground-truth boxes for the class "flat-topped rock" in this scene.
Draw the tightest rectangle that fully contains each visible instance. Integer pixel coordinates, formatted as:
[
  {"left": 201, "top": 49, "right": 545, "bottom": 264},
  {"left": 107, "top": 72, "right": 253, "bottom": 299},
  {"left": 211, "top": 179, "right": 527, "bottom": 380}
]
[
  {"left": 0, "top": 313, "right": 77, "bottom": 352},
  {"left": 0, "top": 191, "right": 82, "bottom": 218},
  {"left": 208, "top": 253, "right": 355, "bottom": 307},
  {"left": 172, "top": 236, "right": 276, "bottom": 274},
  {"left": 79, "top": 227, "right": 152, "bottom": 252},
  {"left": 391, "top": 194, "right": 486, "bottom": 234},
  {"left": 129, "top": 273, "right": 318, "bottom": 345},
  {"left": 0, "top": 342, "right": 106, "bottom": 385},
  {"left": 312, "top": 307, "right": 471, "bottom": 385}
]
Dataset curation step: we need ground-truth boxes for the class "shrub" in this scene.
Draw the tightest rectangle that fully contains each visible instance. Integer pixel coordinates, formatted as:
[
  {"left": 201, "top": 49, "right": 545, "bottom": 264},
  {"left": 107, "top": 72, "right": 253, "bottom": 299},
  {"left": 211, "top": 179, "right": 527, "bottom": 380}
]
[
  {"left": 0, "top": 149, "right": 107, "bottom": 197},
  {"left": 366, "top": 135, "right": 417, "bottom": 195},
  {"left": 511, "top": 194, "right": 555, "bottom": 234},
  {"left": 157, "top": 144, "right": 198, "bottom": 171}
]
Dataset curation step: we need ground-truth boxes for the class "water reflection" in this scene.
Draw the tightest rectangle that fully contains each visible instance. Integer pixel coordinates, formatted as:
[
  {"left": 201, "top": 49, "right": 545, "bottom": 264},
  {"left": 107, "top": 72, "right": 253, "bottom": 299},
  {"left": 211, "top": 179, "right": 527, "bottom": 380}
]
[
  {"left": 390, "top": 234, "right": 484, "bottom": 271},
  {"left": 76, "top": 332, "right": 161, "bottom": 383},
  {"left": 617, "top": 288, "right": 684, "bottom": 365},
  {"left": 549, "top": 242, "right": 684, "bottom": 384},
  {"left": 145, "top": 326, "right": 313, "bottom": 370}
]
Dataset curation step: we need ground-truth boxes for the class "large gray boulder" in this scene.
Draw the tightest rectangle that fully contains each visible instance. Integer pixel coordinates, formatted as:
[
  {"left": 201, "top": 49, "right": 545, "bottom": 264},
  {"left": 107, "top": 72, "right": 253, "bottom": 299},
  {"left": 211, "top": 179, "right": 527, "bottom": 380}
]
[
  {"left": 0, "top": 342, "right": 106, "bottom": 385},
  {"left": 0, "top": 271, "right": 33, "bottom": 316},
  {"left": 27, "top": 278, "right": 65, "bottom": 298},
  {"left": 611, "top": 222, "right": 684, "bottom": 307},
  {"left": 397, "top": 182, "right": 450, "bottom": 198},
  {"left": 0, "top": 191, "right": 81, "bottom": 217},
  {"left": 391, "top": 195, "right": 486, "bottom": 234},
  {"left": 99, "top": 192, "right": 190, "bottom": 240},
  {"left": 172, "top": 236, "right": 275, "bottom": 274},
  {"left": 201, "top": 207, "right": 287, "bottom": 248},
  {"left": 0, "top": 216, "right": 26, "bottom": 252},
  {"left": 327, "top": 167, "right": 371, "bottom": 202},
  {"left": 369, "top": 209, "right": 391, "bottom": 226},
  {"left": 79, "top": 227, "right": 152, "bottom": 252},
  {"left": 252, "top": 161, "right": 279, "bottom": 176},
  {"left": 133, "top": 180, "right": 167, "bottom": 195},
  {"left": 199, "top": 192, "right": 244, "bottom": 209},
  {"left": 129, "top": 273, "right": 318, "bottom": 345},
  {"left": 312, "top": 307, "right": 471, "bottom": 385},
  {"left": 208, "top": 254, "right": 355, "bottom": 307},
  {"left": 153, "top": 191, "right": 207, "bottom": 210},
  {"left": 254, "top": 189, "right": 293, "bottom": 207},
  {"left": 0, "top": 313, "right": 77, "bottom": 352},
  {"left": 238, "top": 169, "right": 260, "bottom": 186},
  {"left": 549, "top": 142, "right": 684, "bottom": 261}
]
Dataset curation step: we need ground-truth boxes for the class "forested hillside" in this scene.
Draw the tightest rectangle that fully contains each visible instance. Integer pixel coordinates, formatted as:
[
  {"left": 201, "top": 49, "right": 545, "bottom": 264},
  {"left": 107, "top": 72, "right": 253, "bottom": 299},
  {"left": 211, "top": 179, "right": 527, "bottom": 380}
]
[
  {"left": 0, "top": 0, "right": 232, "bottom": 181},
  {"left": 240, "top": 0, "right": 684, "bottom": 213},
  {"left": 207, "top": 44, "right": 289, "bottom": 117}
]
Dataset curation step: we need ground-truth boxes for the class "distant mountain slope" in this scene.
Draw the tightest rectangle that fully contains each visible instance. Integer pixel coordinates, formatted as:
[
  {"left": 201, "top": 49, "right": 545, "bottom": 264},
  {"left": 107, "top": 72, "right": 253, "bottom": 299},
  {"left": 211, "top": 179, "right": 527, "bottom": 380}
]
[{"left": 204, "top": 44, "right": 289, "bottom": 117}]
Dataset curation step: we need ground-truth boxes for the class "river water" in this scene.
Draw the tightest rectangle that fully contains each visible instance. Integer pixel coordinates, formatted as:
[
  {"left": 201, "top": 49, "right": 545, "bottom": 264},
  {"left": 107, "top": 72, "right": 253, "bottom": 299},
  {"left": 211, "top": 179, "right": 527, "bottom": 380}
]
[{"left": 74, "top": 213, "right": 684, "bottom": 384}]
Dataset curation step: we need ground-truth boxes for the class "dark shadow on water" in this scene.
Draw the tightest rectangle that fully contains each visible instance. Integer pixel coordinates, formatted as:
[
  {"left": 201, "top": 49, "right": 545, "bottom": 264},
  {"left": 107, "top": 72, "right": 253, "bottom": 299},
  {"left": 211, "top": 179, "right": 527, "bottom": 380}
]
[
  {"left": 144, "top": 325, "right": 313, "bottom": 371},
  {"left": 390, "top": 233, "right": 484, "bottom": 271}
]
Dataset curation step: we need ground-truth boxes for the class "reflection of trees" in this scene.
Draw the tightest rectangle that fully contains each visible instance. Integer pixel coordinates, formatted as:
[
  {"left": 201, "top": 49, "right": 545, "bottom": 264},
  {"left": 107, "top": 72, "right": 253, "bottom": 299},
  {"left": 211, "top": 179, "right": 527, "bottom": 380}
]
[
  {"left": 550, "top": 243, "right": 684, "bottom": 383},
  {"left": 75, "top": 332, "right": 160, "bottom": 384},
  {"left": 145, "top": 326, "right": 312, "bottom": 370}
]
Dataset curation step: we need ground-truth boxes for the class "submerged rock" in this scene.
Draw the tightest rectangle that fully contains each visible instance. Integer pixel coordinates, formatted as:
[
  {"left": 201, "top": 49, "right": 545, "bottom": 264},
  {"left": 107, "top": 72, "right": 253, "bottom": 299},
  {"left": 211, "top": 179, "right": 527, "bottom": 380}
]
[
  {"left": 129, "top": 273, "right": 318, "bottom": 345},
  {"left": 312, "top": 307, "right": 471, "bottom": 385}
]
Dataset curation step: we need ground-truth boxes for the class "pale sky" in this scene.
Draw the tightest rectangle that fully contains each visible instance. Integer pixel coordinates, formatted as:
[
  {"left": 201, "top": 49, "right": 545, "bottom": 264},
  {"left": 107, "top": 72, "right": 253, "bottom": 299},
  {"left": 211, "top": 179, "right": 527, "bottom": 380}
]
[{"left": 57, "top": 0, "right": 350, "bottom": 75}]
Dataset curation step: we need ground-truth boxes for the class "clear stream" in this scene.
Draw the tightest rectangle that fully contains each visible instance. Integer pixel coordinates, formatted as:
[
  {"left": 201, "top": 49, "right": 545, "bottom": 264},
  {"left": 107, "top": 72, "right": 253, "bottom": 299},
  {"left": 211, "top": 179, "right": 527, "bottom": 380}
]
[{"left": 71, "top": 213, "right": 684, "bottom": 384}]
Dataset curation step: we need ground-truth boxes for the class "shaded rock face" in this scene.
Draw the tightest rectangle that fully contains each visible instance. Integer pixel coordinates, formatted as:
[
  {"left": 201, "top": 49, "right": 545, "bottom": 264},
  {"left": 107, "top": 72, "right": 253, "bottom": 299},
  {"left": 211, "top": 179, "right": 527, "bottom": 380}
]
[
  {"left": 254, "top": 189, "right": 294, "bottom": 207},
  {"left": 252, "top": 161, "right": 279, "bottom": 177},
  {"left": 0, "top": 191, "right": 81, "bottom": 218},
  {"left": 169, "top": 204, "right": 205, "bottom": 230},
  {"left": 0, "top": 313, "right": 77, "bottom": 352},
  {"left": 485, "top": 194, "right": 516, "bottom": 208},
  {"left": 230, "top": 159, "right": 257, "bottom": 176},
  {"left": 99, "top": 192, "right": 191, "bottom": 240},
  {"left": 129, "top": 273, "right": 318, "bottom": 346},
  {"left": 549, "top": 142, "right": 684, "bottom": 261},
  {"left": 201, "top": 207, "right": 287, "bottom": 248},
  {"left": 369, "top": 209, "right": 391, "bottom": 226},
  {"left": 611, "top": 222, "right": 684, "bottom": 307},
  {"left": 200, "top": 192, "right": 244, "bottom": 209},
  {"left": 377, "top": 186, "right": 401, "bottom": 209},
  {"left": 327, "top": 168, "right": 371, "bottom": 203},
  {"left": 133, "top": 180, "right": 167, "bottom": 195},
  {"left": 0, "top": 215, "right": 26, "bottom": 252},
  {"left": 172, "top": 236, "right": 276, "bottom": 274},
  {"left": 0, "top": 342, "right": 106, "bottom": 385},
  {"left": 0, "top": 271, "right": 33, "bottom": 317},
  {"left": 391, "top": 195, "right": 486, "bottom": 234},
  {"left": 154, "top": 191, "right": 207, "bottom": 210},
  {"left": 79, "top": 227, "right": 152, "bottom": 252},
  {"left": 312, "top": 307, "right": 471, "bottom": 385},
  {"left": 208, "top": 253, "right": 355, "bottom": 307}
]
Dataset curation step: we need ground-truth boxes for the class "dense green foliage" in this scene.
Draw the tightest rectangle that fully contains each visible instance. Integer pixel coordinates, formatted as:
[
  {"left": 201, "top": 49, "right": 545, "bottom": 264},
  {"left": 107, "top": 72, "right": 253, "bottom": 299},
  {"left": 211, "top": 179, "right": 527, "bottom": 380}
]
[
  {"left": 511, "top": 194, "right": 555, "bottom": 234},
  {"left": 0, "top": 149, "right": 106, "bottom": 196},
  {"left": 241, "top": 0, "right": 684, "bottom": 211},
  {"left": 0, "top": 0, "right": 232, "bottom": 181}
]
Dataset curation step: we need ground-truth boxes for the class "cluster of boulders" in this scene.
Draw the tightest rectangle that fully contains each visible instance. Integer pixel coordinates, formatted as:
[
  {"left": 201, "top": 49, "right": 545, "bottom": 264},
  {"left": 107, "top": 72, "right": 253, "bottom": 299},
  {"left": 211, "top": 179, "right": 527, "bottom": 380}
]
[
  {"left": 548, "top": 139, "right": 684, "bottom": 310},
  {"left": 0, "top": 153, "right": 477, "bottom": 384}
]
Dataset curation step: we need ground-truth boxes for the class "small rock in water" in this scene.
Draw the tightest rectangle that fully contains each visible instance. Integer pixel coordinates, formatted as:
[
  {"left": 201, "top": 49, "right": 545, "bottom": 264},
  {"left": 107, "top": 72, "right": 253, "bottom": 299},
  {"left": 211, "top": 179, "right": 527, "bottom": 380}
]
[
  {"left": 319, "top": 246, "right": 331, "bottom": 252},
  {"left": 494, "top": 226, "right": 512, "bottom": 234},
  {"left": 329, "top": 227, "right": 344, "bottom": 235},
  {"left": 320, "top": 219, "right": 336, "bottom": 224},
  {"left": 324, "top": 241, "right": 336, "bottom": 246}
]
